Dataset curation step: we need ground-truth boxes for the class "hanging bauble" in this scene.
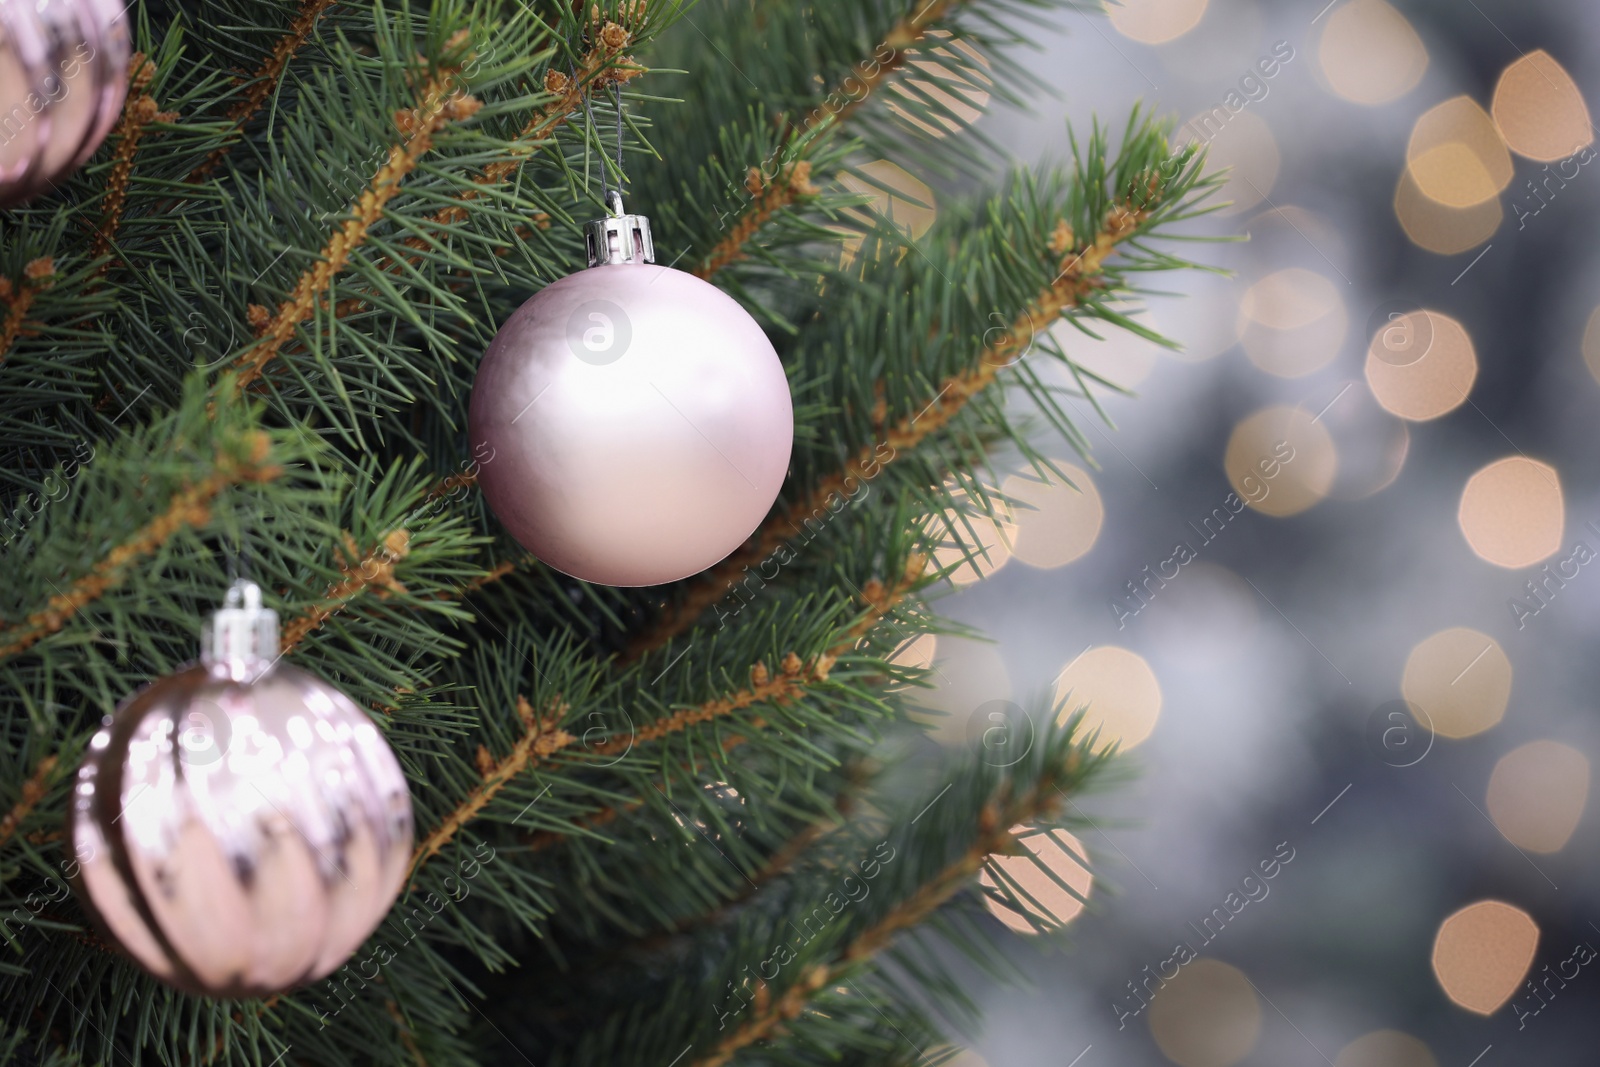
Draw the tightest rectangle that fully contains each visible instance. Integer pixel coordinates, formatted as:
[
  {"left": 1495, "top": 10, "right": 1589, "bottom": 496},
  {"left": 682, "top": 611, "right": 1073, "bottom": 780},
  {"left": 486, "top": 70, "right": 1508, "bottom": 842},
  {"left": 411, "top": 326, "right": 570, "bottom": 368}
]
[
  {"left": 468, "top": 193, "right": 793, "bottom": 587},
  {"left": 0, "top": 0, "right": 132, "bottom": 208},
  {"left": 69, "top": 580, "right": 413, "bottom": 998}
]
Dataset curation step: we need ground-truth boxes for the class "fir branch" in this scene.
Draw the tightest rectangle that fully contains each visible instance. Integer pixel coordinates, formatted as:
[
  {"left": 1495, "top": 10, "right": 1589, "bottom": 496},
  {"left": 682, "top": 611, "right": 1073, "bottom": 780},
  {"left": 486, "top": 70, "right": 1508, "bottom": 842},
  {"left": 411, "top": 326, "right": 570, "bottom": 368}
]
[
  {"left": 692, "top": 0, "right": 961, "bottom": 277},
  {"left": 279, "top": 529, "right": 413, "bottom": 655},
  {"left": 407, "top": 695, "right": 573, "bottom": 876},
  {"left": 691, "top": 779, "right": 1063, "bottom": 1067},
  {"left": 692, "top": 162, "right": 819, "bottom": 280},
  {"left": 229, "top": 48, "right": 481, "bottom": 395},
  {"left": 603, "top": 557, "right": 920, "bottom": 752},
  {"left": 385, "top": 998, "right": 428, "bottom": 1067},
  {"left": 0, "top": 258, "right": 55, "bottom": 363},
  {"left": 0, "top": 757, "right": 59, "bottom": 851},
  {"left": 629, "top": 196, "right": 1151, "bottom": 658},
  {"left": 186, "top": 0, "right": 342, "bottom": 183},
  {"left": 330, "top": 27, "right": 643, "bottom": 320},
  {"left": 802, "top": 0, "right": 965, "bottom": 135},
  {"left": 421, "top": 37, "right": 642, "bottom": 228},
  {"left": 91, "top": 56, "right": 178, "bottom": 267},
  {"left": 429, "top": 565, "right": 917, "bottom": 871},
  {"left": 0, "top": 431, "right": 280, "bottom": 663}
]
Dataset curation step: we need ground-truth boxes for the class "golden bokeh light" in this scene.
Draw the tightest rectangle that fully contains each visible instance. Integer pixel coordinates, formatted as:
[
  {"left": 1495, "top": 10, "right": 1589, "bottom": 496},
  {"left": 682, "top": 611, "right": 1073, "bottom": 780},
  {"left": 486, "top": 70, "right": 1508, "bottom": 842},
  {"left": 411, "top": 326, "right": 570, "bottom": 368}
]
[
  {"left": 1394, "top": 166, "right": 1503, "bottom": 254},
  {"left": 1458, "top": 457, "right": 1564, "bottom": 569},
  {"left": 1364, "top": 310, "right": 1477, "bottom": 420},
  {"left": 1400, "top": 627, "right": 1511, "bottom": 739},
  {"left": 1238, "top": 268, "right": 1348, "bottom": 378},
  {"left": 1405, "top": 97, "right": 1513, "bottom": 208},
  {"left": 1147, "top": 959, "right": 1262, "bottom": 1067},
  {"left": 1432, "top": 900, "right": 1539, "bottom": 1015},
  {"left": 980, "top": 825, "right": 1092, "bottom": 934},
  {"left": 837, "top": 160, "right": 937, "bottom": 241},
  {"left": 1105, "top": 0, "right": 1208, "bottom": 45},
  {"left": 887, "top": 31, "right": 993, "bottom": 138},
  {"left": 1224, "top": 406, "right": 1339, "bottom": 517},
  {"left": 1583, "top": 305, "right": 1600, "bottom": 387},
  {"left": 1191, "top": 110, "right": 1280, "bottom": 216},
  {"left": 1001, "top": 463, "right": 1105, "bottom": 569},
  {"left": 1317, "top": 0, "right": 1428, "bottom": 106},
  {"left": 1334, "top": 1030, "right": 1438, "bottom": 1067},
  {"left": 928, "top": 494, "right": 1016, "bottom": 586},
  {"left": 1491, "top": 50, "right": 1593, "bottom": 162},
  {"left": 886, "top": 633, "right": 938, "bottom": 689},
  {"left": 1054, "top": 646, "right": 1162, "bottom": 752},
  {"left": 1486, "top": 740, "right": 1590, "bottom": 854}
]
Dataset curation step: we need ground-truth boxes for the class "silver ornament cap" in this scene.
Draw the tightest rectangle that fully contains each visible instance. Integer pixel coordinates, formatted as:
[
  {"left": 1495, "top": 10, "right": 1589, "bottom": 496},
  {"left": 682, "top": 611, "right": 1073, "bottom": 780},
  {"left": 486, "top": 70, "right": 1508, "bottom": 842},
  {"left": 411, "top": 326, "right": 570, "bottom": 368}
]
[
  {"left": 69, "top": 580, "right": 414, "bottom": 997},
  {"left": 585, "top": 191, "right": 655, "bottom": 266},
  {"left": 200, "top": 578, "right": 278, "bottom": 680}
]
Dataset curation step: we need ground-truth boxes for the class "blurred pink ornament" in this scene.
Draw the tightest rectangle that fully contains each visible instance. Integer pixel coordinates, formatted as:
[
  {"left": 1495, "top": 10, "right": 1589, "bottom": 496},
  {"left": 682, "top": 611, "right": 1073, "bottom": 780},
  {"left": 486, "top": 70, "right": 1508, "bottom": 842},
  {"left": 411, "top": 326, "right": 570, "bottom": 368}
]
[{"left": 0, "top": 0, "right": 132, "bottom": 207}]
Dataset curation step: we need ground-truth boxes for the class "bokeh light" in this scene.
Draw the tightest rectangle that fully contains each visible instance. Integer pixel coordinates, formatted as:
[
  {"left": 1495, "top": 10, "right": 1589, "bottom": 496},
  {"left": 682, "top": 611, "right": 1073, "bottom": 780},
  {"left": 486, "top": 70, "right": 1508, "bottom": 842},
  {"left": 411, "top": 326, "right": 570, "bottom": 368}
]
[
  {"left": 1491, "top": 50, "right": 1593, "bottom": 162},
  {"left": 1054, "top": 646, "right": 1162, "bottom": 752},
  {"left": 1364, "top": 310, "right": 1477, "bottom": 420},
  {"left": 1334, "top": 1030, "right": 1438, "bottom": 1067},
  {"left": 1394, "top": 166, "right": 1503, "bottom": 254},
  {"left": 1105, "top": 0, "right": 1208, "bottom": 45},
  {"left": 929, "top": 491, "right": 1016, "bottom": 586},
  {"left": 1405, "top": 97, "right": 1513, "bottom": 208},
  {"left": 1224, "top": 405, "right": 1339, "bottom": 517},
  {"left": 980, "top": 825, "right": 1092, "bottom": 933},
  {"left": 1317, "top": 0, "right": 1428, "bottom": 106},
  {"left": 1431, "top": 900, "right": 1539, "bottom": 1015},
  {"left": 887, "top": 31, "right": 992, "bottom": 138},
  {"left": 1457, "top": 457, "right": 1564, "bottom": 569},
  {"left": 1001, "top": 462, "right": 1105, "bottom": 569},
  {"left": 1190, "top": 110, "right": 1280, "bottom": 216},
  {"left": 837, "top": 160, "right": 937, "bottom": 240},
  {"left": 1238, "top": 268, "right": 1349, "bottom": 378},
  {"left": 1584, "top": 305, "right": 1600, "bottom": 387},
  {"left": 886, "top": 633, "right": 938, "bottom": 689},
  {"left": 1486, "top": 740, "right": 1590, "bottom": 854},
  {"left": 1401, "top": 627, "right": 1512, "bottom": 739},
  {"left": 1147, "top": 959, "right": 1262, "bottom": 1067}
]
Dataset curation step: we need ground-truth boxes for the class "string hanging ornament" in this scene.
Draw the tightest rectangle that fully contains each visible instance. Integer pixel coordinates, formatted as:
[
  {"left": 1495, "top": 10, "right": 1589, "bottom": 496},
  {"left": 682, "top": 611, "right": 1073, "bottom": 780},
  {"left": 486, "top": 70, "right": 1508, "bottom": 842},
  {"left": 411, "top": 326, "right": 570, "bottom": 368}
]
[{"left": 468, "top": 72, "right": 794, "bottom": 587}]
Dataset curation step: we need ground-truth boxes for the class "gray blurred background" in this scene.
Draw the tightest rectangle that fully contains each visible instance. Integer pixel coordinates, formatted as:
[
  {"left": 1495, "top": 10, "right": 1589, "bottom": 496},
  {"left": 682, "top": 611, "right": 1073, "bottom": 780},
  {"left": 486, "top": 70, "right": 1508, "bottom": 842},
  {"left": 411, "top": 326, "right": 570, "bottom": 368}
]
[{"left": 898, "top": 0, "right": 1600, "bottom": 1063}]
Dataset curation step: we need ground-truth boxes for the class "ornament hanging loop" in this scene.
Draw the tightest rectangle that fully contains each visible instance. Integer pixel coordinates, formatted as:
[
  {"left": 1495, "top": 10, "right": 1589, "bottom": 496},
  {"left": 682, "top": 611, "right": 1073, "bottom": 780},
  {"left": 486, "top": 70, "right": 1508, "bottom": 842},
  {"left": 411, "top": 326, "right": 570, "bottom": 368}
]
[{"left": 576, "top": 64, "right": 653, "bottom": 265}]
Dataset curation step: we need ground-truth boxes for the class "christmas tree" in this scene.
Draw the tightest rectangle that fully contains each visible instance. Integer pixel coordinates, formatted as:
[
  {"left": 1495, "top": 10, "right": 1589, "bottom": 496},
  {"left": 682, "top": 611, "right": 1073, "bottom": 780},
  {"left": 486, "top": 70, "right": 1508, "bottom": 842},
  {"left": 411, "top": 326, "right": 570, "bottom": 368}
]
[{"left": 0, "top": 1, "right": 1218, "bottom": 1063}]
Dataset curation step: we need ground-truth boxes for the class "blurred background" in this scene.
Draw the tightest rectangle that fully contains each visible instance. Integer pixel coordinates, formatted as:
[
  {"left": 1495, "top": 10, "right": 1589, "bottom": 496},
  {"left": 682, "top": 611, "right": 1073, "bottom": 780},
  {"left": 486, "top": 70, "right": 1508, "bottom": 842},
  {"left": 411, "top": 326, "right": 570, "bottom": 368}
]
[{"left": 871, "top": 0, "right": 1600, "bottom": 1063}]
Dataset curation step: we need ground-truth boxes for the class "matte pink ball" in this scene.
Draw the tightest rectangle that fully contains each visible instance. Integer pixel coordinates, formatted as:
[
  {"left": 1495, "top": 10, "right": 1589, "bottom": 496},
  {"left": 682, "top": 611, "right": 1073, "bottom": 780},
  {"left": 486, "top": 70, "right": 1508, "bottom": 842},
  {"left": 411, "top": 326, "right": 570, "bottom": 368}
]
[{"left": 469, "top": 264, "right": 793, "bottom": 586}]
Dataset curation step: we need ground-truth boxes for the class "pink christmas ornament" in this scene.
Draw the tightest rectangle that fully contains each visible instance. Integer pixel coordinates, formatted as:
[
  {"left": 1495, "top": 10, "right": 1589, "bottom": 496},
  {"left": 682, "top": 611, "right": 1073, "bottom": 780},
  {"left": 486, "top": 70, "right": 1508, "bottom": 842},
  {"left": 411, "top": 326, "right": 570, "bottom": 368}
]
[
  {"left": 0, "top": 0, "right": 132, "bottom": 207},
  {"left": 469, "top": 196, "right": 793, "bottom": 587},
  {"left": 70, "top": 581, "right": 413, "bottom": 997}
]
